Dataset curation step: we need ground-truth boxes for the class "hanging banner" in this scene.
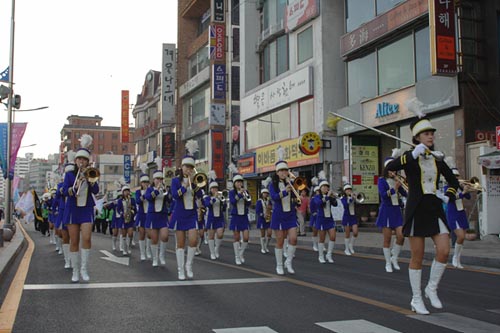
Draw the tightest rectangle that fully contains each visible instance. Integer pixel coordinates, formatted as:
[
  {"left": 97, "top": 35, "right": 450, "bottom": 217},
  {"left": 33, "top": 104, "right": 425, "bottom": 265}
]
[
  {"left": 430, "top": 0, "right": 457, "bottom": 75},
  {"left": 0, "top": 122, "right": 28, "bottom": 179},
  {"left": 124, "top": 154, "right": 131, "bottom": 183},
  {"left": 121, "top": 90, "right": 130, "bottom": 143},
  {"left": 211, "top": 130, "right": 224, "bottom": 179},
  {"left": 162, "top": 43, "right": 176, "bottom": 124}
]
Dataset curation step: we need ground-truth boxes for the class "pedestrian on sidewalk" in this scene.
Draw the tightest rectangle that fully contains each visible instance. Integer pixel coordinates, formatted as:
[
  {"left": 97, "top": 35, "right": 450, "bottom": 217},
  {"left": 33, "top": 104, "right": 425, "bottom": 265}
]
[
  {"left": 340, "top": 184, "right": 361, "bottom": 255},
  {"left": 386, "top": 116, "right": 459, "bottom": 315},
  {"left": 376, "top": 152, "right": 407, "bottom": 273}
]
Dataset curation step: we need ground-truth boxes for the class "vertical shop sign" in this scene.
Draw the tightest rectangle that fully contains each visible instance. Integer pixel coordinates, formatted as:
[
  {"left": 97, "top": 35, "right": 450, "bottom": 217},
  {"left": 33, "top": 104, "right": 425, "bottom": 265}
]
[
  {"left": 430, "top": 0, "right": 457, "bottom": 75},
  {"left": 162, "top": 44, "right": 176, "bottom": 123},
  {"left": 212, "top": 64, "right": 226, "bottom": 100},
  {"left": 212, "top": 131, "right": 224, "bottom": 179},
  {"left": 121, "top": 90, "right": 129, "bottom": 143}
]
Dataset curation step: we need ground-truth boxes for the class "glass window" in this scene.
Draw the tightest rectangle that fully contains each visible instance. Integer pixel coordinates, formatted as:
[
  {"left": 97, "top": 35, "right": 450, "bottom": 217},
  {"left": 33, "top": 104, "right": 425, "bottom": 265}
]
[
  {"left": 246, "top": 107, "right": 290, "bottom": 149},
  {"left": 346, "top": 0, "right": 375, "bottom": 32},
  {"left": 276, "top": 35, "right": 288, "bottom": 75},
  {"left": 231, "top": 66, "right": 240, "bottom": 101},
  {"left": 231, "top": 0, "right": 240, "bottom": 25},
  {"left": 262, "top": 44, "right": 270, "bottom": 82},
  {"left": 183, "top": 87, "right": 209, "bottom": 127},
  {"left": 199, "top": 9, "right": 211, "bottom": 36},
  {"left": 261, "top": 35, "right": 289, "bottom": 83},
  {"left": 347, "top": 52, "right": 377, "bottom": 105},
  {"left": 232, "top": 27, "right": 240, "bottom": 61},
  {"left": 378, "top": 34, "right": 414, "bottom": 95},
  {"left": 188, "top": 45, "right": 210, "bottom": 79},
  {"left": 277, "top": 0, "right": 287, "bottom": 27},
  {"left": 192, "top": 134, "right": 208, "bottom": 160},
  {"left": 297, "top": 26, "right": 313, "bottom": 64},
  {"left": 376, "top": 0, "right": 403, "bottom": 15},
  {"left": 415, "top": 27, "right": 431, "bottom": 82},
  {"left": 112, "top": 133, "right": 118, "bottom": 139},
  {"left": 192, "top": 89, "right": 206, "bottom": 124},
  {"left": 299, "top": 98, "right": 314, "bottom": 135}
]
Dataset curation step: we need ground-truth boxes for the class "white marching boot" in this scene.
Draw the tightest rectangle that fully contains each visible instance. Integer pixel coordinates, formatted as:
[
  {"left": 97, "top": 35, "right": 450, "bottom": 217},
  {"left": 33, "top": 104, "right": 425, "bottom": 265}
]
[
  {"left": 260, "top": 237, "right": 266, "bottom": 254},
  {"left": 208, "top": 239, "right": 216, "bottom": 260},
  {"left": 285, "top": 245, "right": 296, "bottom": 274},
  {"left": 215, "top": 238, "right": 222, "bottom": 258},
  {"left": 195, "top": 238, "right": 202, "bottom": 256},
  {"left": 55, "top": 237, "right": 61, "bottom": 253},
  {"left": 283, "top": 239, "right": 289, "bottom": 258},
  {"left": 204, "top": 231, "right": 209, "bottom": 244},
  {"left": 344, "top": 238, "right": 352, "bottom": 255},
  {"left": 318, "top": 243, "right": 326, "bottom": 263},
  {"left": 312, "top": 236, "right": 319, "bottom": 252},
  {"left": 111, "top": 236, "right": 117, "bottom": 251},
  {"left": 233, "top": 242, "right": 242, "bottom": 265},
  {"left": 70, "top": 251, "right": 80, "bottom": 283},
  {"left": 159, "top": 241, "right": 167, "bottom": 265},
  {"left": 186, "top": 247, "right": 196, "bottom": 279},
  {"left": 452, "top": 244, "right": 464, "bottom": 269},
  {"left": 275, "top": 248, "right": 284, "bottom": 275},
  {"left": 425, "top": 260, "right": 446, "bottom": 309},
  {"left": 146, "top": 238, "right": 152, "bottom": 259},
  {"left": 239, "top": 242, "right": 248, "bottom": 264},
  {"left": 264, "top": 236, "right": 270, "bottom": 253},
  {"left": 409, "top": 269, "right": 430, "bottom": 314},
  {"left": 80, "top": 249, "right": 90, "bottom": 282},
  {"left": 383, "top": 247, "right": 393, "bottom": 273},
  {"left": 119, "top": 235, "right": 124, "bottom": 253},
  {"left": 151, "top": 244, "right": 159, "bottom": 267},
  {"left": 391, "top": 244, "right": 402, "bottom": 270},
  {"left": 127, "top": 236, "right": 133, "bottom": 254},
  {"left": 349, "top": 236, "right": 356, "bottom": 254},
  {"left": 62, "top": 244, "right": 71, "bottom": 269},
  {"left": 326, "top": 241, "right": 335, "bottom": 263},
  {"left": 176, "top": 248, "right": 186, "bottom": 280},
  {"left": 139, "top": 240, "right": 146, "bottom": 261}
]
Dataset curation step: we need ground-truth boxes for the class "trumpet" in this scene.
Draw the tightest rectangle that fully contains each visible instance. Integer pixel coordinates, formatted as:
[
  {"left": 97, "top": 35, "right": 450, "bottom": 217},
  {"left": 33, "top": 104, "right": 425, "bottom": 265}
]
[
  {"left": 240, "top": 188, "right": 252, "bottom": 202},
  {"left": 394, "top": 174, "right": 409, "bottom": 192},
  {"left": 459, "top": 177, "right": 484, "bottom": 192},
  {"left": 327, "top": 190, "right": 339, "bottom": 199},
  {"left": 217, "top": 190, "right": 229, "bottom": 201},
  {"left": 84, "top": 167, "right": 100, "bottom": 184},
  {"left": 349, "top": 192, "right": 365, "bottom": 203}
]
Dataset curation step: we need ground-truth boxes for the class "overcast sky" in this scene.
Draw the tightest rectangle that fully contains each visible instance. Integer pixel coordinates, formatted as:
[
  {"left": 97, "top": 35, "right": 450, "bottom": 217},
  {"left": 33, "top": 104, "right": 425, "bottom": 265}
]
[{"left": 0, "top": 0, "right": 178, "bottom": 159}]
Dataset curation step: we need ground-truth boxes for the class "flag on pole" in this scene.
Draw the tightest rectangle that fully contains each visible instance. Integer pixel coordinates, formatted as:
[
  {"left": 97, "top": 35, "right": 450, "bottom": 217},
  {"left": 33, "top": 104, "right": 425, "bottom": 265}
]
[{"left": 0, "top": 67, "right": 9, "bottom": 82}]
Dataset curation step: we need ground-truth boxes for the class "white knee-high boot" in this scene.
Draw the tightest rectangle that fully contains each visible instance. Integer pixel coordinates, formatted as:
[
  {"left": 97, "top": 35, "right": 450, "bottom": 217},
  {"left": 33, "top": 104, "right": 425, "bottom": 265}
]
[
  {"left": 127, "top": 235, "right": 132, "bottom": 254},
  {"left": 62, "top": 244, "right": 71, "bottom": 269},
  {"left": 285, "top": 245, "right": 296, "bottom": 274},
  {"left": 349, "top": 236, "right": 356, "bottom": 253},
  {"left": 159, "top": 241, "right": 167, "bottom": 265},
  {"left": 425, "top": 260, "right": 447, "bottom": 309},
  {"left": 70, "top": 251, "right": 80, "bottom": 283},
  {"left": 176, "top": 248, "right": 186, "bottom": 280},
  {"left": 55, "top": 237, "right": 61, "bottom": 252},
  {"left": 326, "top": 241, "right": 335, "bottom": 263},
  {"left": 312, "top": 236, "right": 318, "bottom": 251},
  {"left": 151, "top": 244, "right": 159, "bottom": 267},
  {"left": 146, "top": 238, "right": 152, "bottom": 259},
  {"left": 391, "top": 243, "right": 402, "bottom": 270},
  {"left": 215, "top": 237, "right": 222, "bottom": 258},
  {"left": 111, "top": 235, "right": 117, "bottom": 251},
  {"left": 239, "top": 241, "right": 248, "bottom": 263},
  {"left": 264, "top": 236, "right": 270, "bottom": 253},
  {"left": 344, "top": 238, "right": 351, "bottom": 255},
  {"left": 452, "top": 244, "right": 464, "bottom": 268},
  {"left": 409, "top": 269, "right": 430, "bottom": 314},
  {"left": 186, "top": 247, "right": 196, "bottom": 279},
  {"left": 80, "top": 249, "right": 90, "bottom": 282},
  {"left": 275, "top": 248, "right": 284, "bottom": 275},
  {"left": 233, "top": 242, "right": 242, "bottom": 265},
  {"left": 283, "top": 238, "right": 289, "bottom": 258},
  {"left": 260, "top": 237, "right": 266, "bottom": 254},
  {"left": 195, "top": 238, "right": 202, "bottom": 256},
  {"left": 208, "top": 239, "right": 216, "bottom": 260},
  {"left": 318, "top": 243, "right": 326, "bottom": 263},
  {"left": 119, "top": 234, "right": 124, "bottom": 252},
  {"left": 139, "top": 240, "right": 146, "bottom": 261},
  {"left": 383, "top": 248, "right": 393, "bottom": 272}
]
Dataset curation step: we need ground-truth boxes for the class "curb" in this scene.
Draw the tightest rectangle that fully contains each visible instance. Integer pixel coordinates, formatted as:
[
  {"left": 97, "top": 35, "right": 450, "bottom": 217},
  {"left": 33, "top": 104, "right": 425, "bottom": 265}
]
[{"left": 0, "top": 224, "right": 27, "bottom": 285}]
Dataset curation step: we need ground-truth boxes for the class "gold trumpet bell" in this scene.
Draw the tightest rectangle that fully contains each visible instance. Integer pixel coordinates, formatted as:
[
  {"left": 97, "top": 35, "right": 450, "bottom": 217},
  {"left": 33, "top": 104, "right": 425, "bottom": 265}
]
[
  {"left": 293, "top": 176, "right": 308, "bottom": 191},
  {"left": 193, "top": 170, "right": 208, "bottom": 188}
]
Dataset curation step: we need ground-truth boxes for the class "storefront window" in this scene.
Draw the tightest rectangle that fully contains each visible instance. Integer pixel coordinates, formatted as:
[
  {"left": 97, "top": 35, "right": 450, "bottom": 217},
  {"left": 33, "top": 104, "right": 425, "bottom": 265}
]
[
  {"left": 297, "top": 26, "right": 313, "bottom": 64},
  {"left": 299, "top": 98, "right": 314, "bottom": 135},
  {"left": 246, "top": 107, "right": 291, "bottom": 149},
  {"left": 346, "top": 0, "right": 375, "bottom": 32},
  {"left": 378, "top": 34, "right": 414, "bottom": 95},
  {"left": 415, "top": 26, "right": 431, "bottom": 82},
  {"left": 376, "top": 0, "right": 403, "bottom": 15},
  {"left": 347, "top": 52, "right": 377, "bottom": 105}
]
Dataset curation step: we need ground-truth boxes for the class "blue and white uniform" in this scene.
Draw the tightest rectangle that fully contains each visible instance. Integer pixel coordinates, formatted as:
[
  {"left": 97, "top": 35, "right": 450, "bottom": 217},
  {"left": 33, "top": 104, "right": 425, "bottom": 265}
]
[
  {"left": 145, "top": 185, "right": 170, "bottom": 230},
  {"left": 341, "top": 195, "right": 358, "bottom": 227},
  {"left": 229, "top": 189, "right": 250, "bottom": 231},
  {"left": 135, "top": 188, "right": 148, "bottom": 228},
  {"left": 313, "top": 193, "right": 337, "bottom": 231},
  {"left": 269, "top": 178, "right": 299, "bottom": 231},
  {"left": 445, "top": 185, "right": 470, "bottom": 230},
  {"left": 376, "top": 177, "right": 407, "bottom": 229},
  {"left": 204, "top": 194, "right": 226, "bottom": 230},
  {"left": 170, "top": 175, "right": 203, "bottom": 231},
  {"left": 255, "top": 198, "right": 271, "bottom": 229},
  {"left": 62, "top": 168, "right": 99, "bottom": 224},
  {"left": 117, "top": 195, "right": 136, "bottom": 229}
]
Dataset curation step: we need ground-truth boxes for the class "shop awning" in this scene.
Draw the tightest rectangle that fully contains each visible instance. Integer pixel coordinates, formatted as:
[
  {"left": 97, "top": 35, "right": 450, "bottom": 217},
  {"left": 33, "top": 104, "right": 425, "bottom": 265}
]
[{"left": 478, "top": 150, "right": 500, "bottom": 169}]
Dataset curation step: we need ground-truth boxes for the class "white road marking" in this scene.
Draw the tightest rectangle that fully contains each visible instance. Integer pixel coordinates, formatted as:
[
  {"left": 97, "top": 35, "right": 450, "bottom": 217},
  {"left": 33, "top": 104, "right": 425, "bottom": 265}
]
[
  {"left": 487, "top": 309, "right": 500, "bottom": 314},
  {"left": 409, "top": 312, "right": 500, "bottom": 333},
  {"left": 213, "top": 327, "right": 278, "bottom": 333},
  {"left": 23, "top": 277, "right": 283, "bottom": 290},
  {"left": 99, "top": 250, "right": 130, "bottom": 266},
  {"left": 316, "top": 319, "right": 401, "bottom": 333}
]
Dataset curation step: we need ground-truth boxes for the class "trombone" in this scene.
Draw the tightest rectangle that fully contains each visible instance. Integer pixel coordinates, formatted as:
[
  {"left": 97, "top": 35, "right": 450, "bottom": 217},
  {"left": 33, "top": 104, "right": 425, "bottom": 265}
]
[
  {"left": 287, "top": 171, "right": 305, "bottom": 205},
  {"left": 459, "top": 177, "right": 485, "bottom": 192},
  {"left": 186, "top": 168, "right": 208, "bottom": 192},
  {"left": 394, "top": 174, "right": 409, "bottom": 192}
]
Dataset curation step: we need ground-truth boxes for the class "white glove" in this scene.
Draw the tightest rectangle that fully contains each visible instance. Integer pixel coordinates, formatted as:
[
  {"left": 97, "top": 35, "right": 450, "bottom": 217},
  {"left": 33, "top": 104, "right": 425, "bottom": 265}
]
[
  {"left": 412, "top": 143, "right": 428, "bottom": 159},
  {"left": 435, "top": 190, "right": 449, "bottom": 204}
]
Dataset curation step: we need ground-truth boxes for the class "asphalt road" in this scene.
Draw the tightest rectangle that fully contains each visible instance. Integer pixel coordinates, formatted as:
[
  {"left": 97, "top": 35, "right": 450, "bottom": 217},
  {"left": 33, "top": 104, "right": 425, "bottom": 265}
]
[{"left": 8, "top": 226, "right": 500, "bottom": 333}]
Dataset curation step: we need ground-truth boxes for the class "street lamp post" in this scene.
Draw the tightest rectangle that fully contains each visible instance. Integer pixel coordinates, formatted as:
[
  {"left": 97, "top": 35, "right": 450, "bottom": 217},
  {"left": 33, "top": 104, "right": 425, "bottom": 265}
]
[{"left": 5, "top": 0, "right": 16, "bottom": 227}]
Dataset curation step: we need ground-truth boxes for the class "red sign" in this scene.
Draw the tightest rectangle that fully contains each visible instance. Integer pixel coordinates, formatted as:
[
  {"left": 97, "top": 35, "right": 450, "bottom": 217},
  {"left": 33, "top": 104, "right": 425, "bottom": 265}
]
[
  {"left": 162, "top": 132, "right": 175, "bottom": 159},
  {"left": 121, "top": 90, "right": 129, "bottom": 143},
  {"left": 497, "top": 126, "right": 500, "bottom": 150},
  {"left": 430, "top": 0, "right": 457, "bottom": 75},
  {"left": 212, "top": 131, "right": 224, "bottom": 179},
  {"left": 237, "top": 154, "right": 255, "bottom": 175},
  {"left": 209, "top": 24, "right": 225, "bottom": 61}
]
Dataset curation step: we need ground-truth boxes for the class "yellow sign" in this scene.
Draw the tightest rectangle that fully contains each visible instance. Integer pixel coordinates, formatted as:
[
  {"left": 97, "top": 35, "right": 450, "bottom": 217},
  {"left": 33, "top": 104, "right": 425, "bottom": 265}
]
[{"left": 256, "top": 138, "right": 320, "bottom": 173}]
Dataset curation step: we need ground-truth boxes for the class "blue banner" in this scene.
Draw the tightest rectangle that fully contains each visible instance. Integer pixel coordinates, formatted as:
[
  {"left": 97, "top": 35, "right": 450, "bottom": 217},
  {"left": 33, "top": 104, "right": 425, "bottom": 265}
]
[
  {"left": 212, "top": 64, "right": 226, "bottom": 100},
  {"left": 0, "top": 123, "right": 8, "bottom": 177},
  {"left": 0, "top": 67, "right": 9, "bottom": 82},
  {"left": 124, "top": 154, "right": 131, "bottom": 183}
]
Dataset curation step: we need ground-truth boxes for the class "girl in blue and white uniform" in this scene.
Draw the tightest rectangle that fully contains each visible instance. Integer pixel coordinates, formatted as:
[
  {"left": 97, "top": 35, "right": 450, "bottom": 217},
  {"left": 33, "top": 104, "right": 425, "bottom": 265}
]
[
  {"left": 203, "top": 179, "right": 226, "bottom": 260},
  {"left": 269, "top": 159, "right": 300, "bottom": 275},
  {"left": 145, "top": 171, "right": 170, "bottom": 267},
  {"left": 340, "top": 184, "right": 361, "bottom": 255},
  {"left": 312, "top": 179, "right": 338, "bottom": 264},
  {"left": 117, "top": 185, "right": 136, "bottom": 256},
  {"left": 135, "top": 173, "right": 151, "bottom": 261},
  {"left": 255, "top": 187, "right": 272, "bottom": 254},
  {"left": 62, "top": 137, "right": 99, "bottom": 283},
  {"left": 229, "top": 174, "right": 251, "bottom": 265},
  {"left": 309, "top": 186, "right": 320, "bottom": 251}
]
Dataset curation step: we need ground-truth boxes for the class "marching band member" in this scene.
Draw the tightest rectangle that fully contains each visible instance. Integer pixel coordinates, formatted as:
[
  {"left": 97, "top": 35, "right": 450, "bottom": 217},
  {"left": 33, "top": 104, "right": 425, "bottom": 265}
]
[
  {"left": 62, "top": 134, "right": 99, "bottom": 283},
  {"left": 195, "top": 194, "right": 207, "bottom": 256},
  {"left": 312, "top": 173, "right": 338, "bottom": 264},
  {"left": 269, "top": 151, "right": 300, "bottom": 275},
  {"left": 203, "top": 171, "right": 226, "bottom": 260},
  {"left": 170, "top": 141, "right": 204, "bottom": 280},
  {"left": 386, "top": 116, "right": 459, "bottom": 314},
  {"left": 135, "top": 167, "right": 151, "bottom": 261},
  {"left": 445, "top": 167, "right": 471, "bottom": 269},
  {"left": 58, "top": 151, "right": 76, "bottom": 269},
  {"left": 309, "top": 177, "right": 320, "bottom": 252},
  {"left": 376, "top": 152, "right": 407, "bottom": 273},
  {"left": 117, "top": 185, "right": 136, "bottom": 256},
  {"left": 255, "top": 177, "right": 272, "bottom": 254},
  {"left": 145, "top": 169, "right": 170, "bottom": 267},
  {"left": 340, "top": 183, "right": 361, "bottom": 255},
  {"left": 47, "top": 189, "right": 57, "bottom": 246},
  {"left": 228, "top": 170, "right": 251, "bottom": 265}
]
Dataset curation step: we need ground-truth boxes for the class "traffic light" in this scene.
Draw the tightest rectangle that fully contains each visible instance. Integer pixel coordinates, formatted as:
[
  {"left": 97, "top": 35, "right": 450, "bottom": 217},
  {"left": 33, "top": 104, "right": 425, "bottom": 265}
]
[{"left": 13, "top": 94, "right": 21, "bottom": 109}]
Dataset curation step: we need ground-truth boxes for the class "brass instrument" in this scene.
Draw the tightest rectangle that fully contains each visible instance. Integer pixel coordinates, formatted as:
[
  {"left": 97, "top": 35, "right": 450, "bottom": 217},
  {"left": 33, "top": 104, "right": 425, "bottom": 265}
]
[
  {"left": 459, "top": 176, "right": 484, "bottom": 192},
  {"left": 286, "top": 171, "right": 303, "bottom": 205},
  {"left": 123, "top": 196, "right": 132, "bottom": 223},
  {"left": 264, "top": 198, "right": 272, "bottom": 222},
  {"left": 186, "top": 168, "right": 208, "bottom": 191},
  {"left": 217, "top": 190, "right": 229, "bottom": 201},
  {"left": 240, "top": 188, "right": 252, "bottom": 202},
  {"left": 83, "top": 167, "right": 100, "bottom": 184},
  {"left": 327, "top": 190, "right": 339, "bottom": 199},
  {"left": 349, "top": 192, "right": 365, "bottom": 203},
  {"left": 394, "top": 174, "right": 409, "bottom": 192}
]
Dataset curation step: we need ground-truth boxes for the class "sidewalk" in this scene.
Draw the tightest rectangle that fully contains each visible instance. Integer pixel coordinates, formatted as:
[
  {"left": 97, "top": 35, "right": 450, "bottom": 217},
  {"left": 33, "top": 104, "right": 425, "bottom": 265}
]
[
  {"left": 223, "top": 226, "right": 500, "bottom": 269},
  {"left": 0, "top": 219, "right": 26, "bottom": 283}
]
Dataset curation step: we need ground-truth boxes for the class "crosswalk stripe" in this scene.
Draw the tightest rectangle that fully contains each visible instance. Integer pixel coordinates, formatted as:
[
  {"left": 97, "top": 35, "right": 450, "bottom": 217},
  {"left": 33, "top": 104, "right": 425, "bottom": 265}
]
[
  {"left": 213, "top": 327, "right": 278, "bottom": 332},
  {"left": 23, "top": 277, "right": 283, "bottom": 290},
  {"left": 409, "top": 312, "right": 500, "bottom": 332},
  {"left": 316, "top": 320, "right": 401, "bottom": 333},
  {"left": 487, "top": 309, "right": 500, "bottom": 314}
]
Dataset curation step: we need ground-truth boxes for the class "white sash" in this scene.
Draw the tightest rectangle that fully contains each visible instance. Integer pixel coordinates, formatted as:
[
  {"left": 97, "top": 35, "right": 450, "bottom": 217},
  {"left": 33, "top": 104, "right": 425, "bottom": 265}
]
[
  {"left": 236, "top": 195, "right": 245, "bottom": 215},
  {"left": 387, "top": 178, "right": 399, "bottom": 206},
  {"left": 76, "top": 181, "right": 88, "bottom": 207},
  {"left": 141, "top": 190, "right": 148, "bottom": 211},
  {"left": 182, "top": 178, "right": 194, "bottom": 210},
  {"left": 213, "top": 198, "right": 221, "bottom": 217},
  {"left": 322, "top": 195, "right": 331, "bottom": 217},
  {"left": 279, "top": 182, "right": 291, "bottom": 212},
  {"left": 348, "top": 197, "right": 355, "bottom": 215},
  {"left": 154, "top": 191, "right": 164, "bottom": 212},
  {"left": 456, "top": 190, "right": 464, "bottom": 211}
]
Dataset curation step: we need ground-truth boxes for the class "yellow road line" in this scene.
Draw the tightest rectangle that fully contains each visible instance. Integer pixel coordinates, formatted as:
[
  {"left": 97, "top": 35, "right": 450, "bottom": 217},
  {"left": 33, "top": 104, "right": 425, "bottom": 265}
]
[{"left": 0, "top": 221, "right": 34, "bottom": 333}]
